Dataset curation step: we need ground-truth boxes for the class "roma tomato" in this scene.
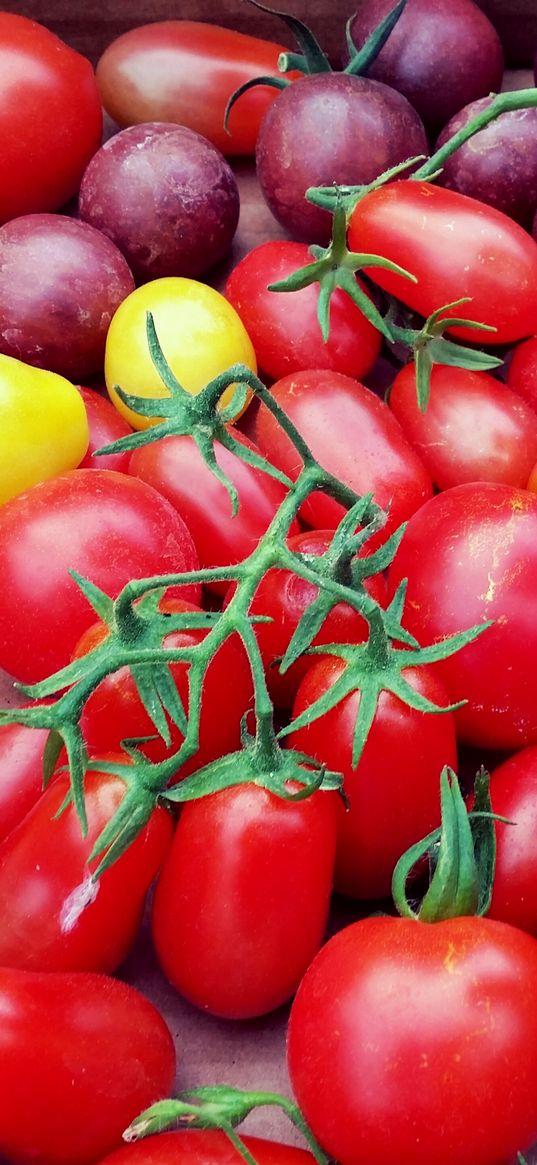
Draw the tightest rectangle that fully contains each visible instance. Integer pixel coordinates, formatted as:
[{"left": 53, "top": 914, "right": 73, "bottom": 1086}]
[
  {"left": 0, "top": 965, "right": 175, "bottom": 1165},
  {"left": 151, "top": 781, "right": 337, "bottom": 1018},
  {"left": 254, "top": 369, "right": 432, "bottom": 537},
  {"left": 288, "top": 660, "right": 457, "bottom": 899},
  {"left": 104, "top": 278, "right": 256, "bottom": 429},
  {"left": 0, "top": 469, "right": 200, "bottom": 684},
  {"left": 287, "top": 915, "right": 537, "bottom": 1165},
  {"left": 96, "top": 21, "right": 292, "bottom": 156},
  {"left": 348, "top": 181, "right": 537, "bottom": 344},
  {"left": 224, "top": 241, "right": 381, "bottom": 382},
  {"left": 0, "top": 764, "right": 173, "bottom": 973},
  {"left": 388, "top": 363, "right": 537, "bottom": 490},
  {"left": 387, "top": 482, "right": 537, "bottom": 749},
  {"left": 0, "top": 355, "right": 89, "bottom": 504},
  {"left": 97, "top": 1132, "right": 315, "bottom": 1165},
  {"left": 0, "top": 13, "right": 102, "bottom": 222}
]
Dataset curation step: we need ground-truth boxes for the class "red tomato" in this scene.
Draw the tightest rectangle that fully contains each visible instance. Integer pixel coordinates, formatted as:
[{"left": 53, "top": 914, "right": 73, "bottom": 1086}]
[
  {"left": 478, "top": 746, "right": 537, "bottom": 937},
  {"left": 348, "top": 181, "right": 537, "bottom": 344},
  {"left": 75, "top": 598, "right": 254, "bottom": 774},
  {"left": 78, "top": 386, "right": 134, "bottom": 472},
  {"left": 0, "top": 721, "right": 50, "bottom": 843},
  {"left": 0, "top": 469, "right": 201, "bottom": 684},
  {"left": 128, "top": 427, "right": 298, "bottom": 595},
  {"left": 96, "top": 21, "right": 293, "bottom": 156},
  {"left": 254, "top": 369, "right": 432, "bottom": 537},
  {"left": 0, "top": 965, "right": 175, "bottom": 1165},
  {"left": 507, "top": 334, "right": 537, "bottom": 413},
  {"left": 0, "top": 14, "right": 102, "bottom": 222},
  {"left": 287, "top": 915, "right": 537, "bottom": 1165},
  {"left": 97, "top": 1132, "right": 315, "bottom": 1165},
  {"left": 151, "top": 781, "right": 337, "bottom": 1018},
  {"left": 224, "top": 241, "right": 382, "bottom": 382},
  {"left": 288, "top": 660, "right": 457, "bottom": 899},
  {"left": 387, "top": 482, "right": 537, "bottom": 750},
  {"left": 388, "top": 364, "right": 537, "bottom": 490},
  {"left": 0, "top": 764, "right": 173, "bottom": 973}
]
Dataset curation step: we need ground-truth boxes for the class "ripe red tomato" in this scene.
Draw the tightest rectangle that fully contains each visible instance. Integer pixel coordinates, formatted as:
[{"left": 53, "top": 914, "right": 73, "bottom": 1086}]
[
  {"left": 479, "top": 746, "right": 537, "bottom": 937},
  {"left": 0, "top": 764, "right": 173, "bottom": 973},
  {"left": 287, "top": 915, "right": 537, "bottom": 1165},
  {"left": 0, "top": 721, "right": 51, "bottom": 843},
  {"left": 387, "top": 482, "right": 537, "bottom": 749},
  {"left": 224, "top": 241, "right": 382, "bottom": 382},
  {"left": 0, "top": 965, "right": 175, "bottom": 1165},
  {"left": 288, "top": 660, "right": 457, "bottom": 899},
  {"left": 388, "top": 364, "right": 537, "bottom": 490},
  {"left": 97, "top": 1132, "right": 316, "bottom": 1165},
  {"left": 0, "top": 469, "right": 201, "bottom": 684},
  {"left": 0, "top": 14, "right": 102, "bottom": 222},
  {"left": 151, "top": 781, "right": 337, "bottom": 1018},
  {"left": 254, "top": 369, "right": 432, "bottom": 538},
  {"left": 348, "top": 181, "right": 537, "bottom": 344},
  {"left": 507, "top": 335, "right": 537, "bottom": 413},
  {"left": 78, "top": 387, "right": 134, "bottom": 473}
]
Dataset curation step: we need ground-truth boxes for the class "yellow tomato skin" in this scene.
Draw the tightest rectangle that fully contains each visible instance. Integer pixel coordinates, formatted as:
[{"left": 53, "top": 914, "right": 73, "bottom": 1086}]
[
  {"left": 0, "top": 355, "right": 89, "bottom": 504},
  {"left": 104, "top": 277, "right": 257, "bottom": 430}
]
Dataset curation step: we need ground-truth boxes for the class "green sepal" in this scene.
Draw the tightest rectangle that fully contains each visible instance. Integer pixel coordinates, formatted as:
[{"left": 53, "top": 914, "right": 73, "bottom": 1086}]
[
  {"left": 471, "top": 767, "right": 496, "bottom": 917},
  {"left": 305, "top": 154, "right": 426, "bottom": 214},
  {"left": 344, "top": 0, "right": 408, "bottom": 76},
  {"left": 42, "top": 729, "right": 64, "bottom": 788}
]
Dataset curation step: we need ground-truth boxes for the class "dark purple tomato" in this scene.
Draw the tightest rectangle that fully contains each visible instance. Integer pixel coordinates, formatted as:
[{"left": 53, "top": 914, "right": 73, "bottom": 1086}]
[
  {"left": 347, "top": 0, "right": 503, "bottom": 134},
  {"left": 78, "top": 122, "right": 240, "bottom": 283},
  {"left": 255, "top": 73, "right": 428, "bottom": 244}
]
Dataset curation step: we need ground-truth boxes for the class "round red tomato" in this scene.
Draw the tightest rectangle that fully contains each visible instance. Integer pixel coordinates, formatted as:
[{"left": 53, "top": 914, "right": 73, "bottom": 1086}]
[
  {"left": 151, "top": 780, "right": 337, "bottom": 1018},
  {"left": 0, "top": 14, "right": 102, "bottom": 222},
  {"left": 479, "top": 746, "right": 537, "bottom": 937},
  {"left": 225, "top": 241, "right": 381, "bottom": 382},
  {"left": 97, "top": 1132, "right": 315, "bottom": 1165},
  {"left": 348, "top": 181, "right": 537, "bottom": 344},
  {"left": 287, "top": 915, "right": 537, "bottom": 1165},
  {"left": 0, "top": 469, "right": 201, "bottom": 684},
  {"left": 0, "top": 721, "right": 51, "bottom": 843},
  {"left": 387, "top": 482, "right": 537, "bottom": 749},
  {"left": 507, "top": 334, "right": 537, "bottom": 413},
  {"left": 78, "top": 387, "right": 134, "bottom": 473}
]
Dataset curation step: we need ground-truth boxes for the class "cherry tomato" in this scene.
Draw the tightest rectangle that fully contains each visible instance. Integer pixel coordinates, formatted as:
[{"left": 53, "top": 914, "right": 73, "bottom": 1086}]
[
  {"left": 151, "top": 781, "right": 337, "bottom": 1019},
  {"left": 0, "top": 965, "right": 175, "bottom": 1165},
  {"left": 78, "top": 386, "right": 134, "bottom": 473},
  {"left": 0, "top": 469, "right": 200, "bottom": 684},
  {"left": 388, "top": 363, "right": 537, "bottom": 490},
  {"left": 287, "top": 915, "right": 537, "bottom": 1165},
  {"left": 507, "top": 334, "right": 537, "bottom": 413},
  {"left": 0, "top": 13, "right": 102, "bottom": 223},
  {"left": 348, "top": 181, "right": 537, "bottom": 344},
  {"left": 97, "top": 1132, "right": 315, "bottom": 1165},
  {"left": 225, "top": 241, "right": 381, "bottom": 382}
]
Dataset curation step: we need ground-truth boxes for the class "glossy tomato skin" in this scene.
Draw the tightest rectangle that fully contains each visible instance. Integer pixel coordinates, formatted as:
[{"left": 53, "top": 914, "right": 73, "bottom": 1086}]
[
  {"left": 254, "top": 369, "right": 432, "bottom": 537},
  {"left": 288, "top": 915, "right": 537, "bottom": 1165},
  {"left": 151, "top": 781, "right": 337, "bottom": 1019},
  {"left": 387, "top": 482, "right": 537, "bottom": 749},
  {"left": 289, "top": 660, "right": 456, "bottom": 899},
  {"left": 76, "top": 599, "right": 254, "bottom": 774},
  {"left": 0, "top": 469, "right": 201, "bottom": 684},
  {"left": 128, "top": 428, "right": 298, "bottom": 595},
  {"left": 78, "top": 386, "right": 134, "bottom": 472},
  {"left": 348, "top": 181, "right": 537, "bottom": 344},
  {"left": 0, "top": 966, "right": 175, "bottom": 1165},
  {"left": 0, "top": 765, "right": 173, "bottom": 973},
  {"left": 480, "top": 746, "right": 537, "bottom": 936},
  {"left": 96, "top": 21, "right": 292, "bottom": 156},
  {"left": 507, "top": 335, "right": 537, "bottom": 414},
  {"left": 224, "top": 241, "right": 381, "bottom": 382},
  {"left": 388, "top": 363, "right": 537, "bottom": 490},
  {"left": 96, "top": 1132, "right": 315, "bottom": 1165},
  {"left": 0, "top": 722, "right": 50, "bottom": 844}
]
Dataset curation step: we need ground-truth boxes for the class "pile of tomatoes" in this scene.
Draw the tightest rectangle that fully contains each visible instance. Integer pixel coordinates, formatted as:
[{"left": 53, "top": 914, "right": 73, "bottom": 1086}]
[{"left": 4, "top": 4, "right": 537, "bottom": 1165}]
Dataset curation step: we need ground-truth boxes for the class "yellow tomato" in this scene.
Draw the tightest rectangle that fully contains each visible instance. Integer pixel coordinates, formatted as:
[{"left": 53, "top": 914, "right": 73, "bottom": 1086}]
[
  {"left": 0, "top": 355, "right": 89, "bottom": 505},
  {"left": 104, "top": 277, "right": 257, "bottom": 430}
]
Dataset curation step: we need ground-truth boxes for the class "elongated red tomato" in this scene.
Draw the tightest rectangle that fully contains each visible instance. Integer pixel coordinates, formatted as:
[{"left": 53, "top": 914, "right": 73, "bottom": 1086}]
[
  {"left": 348, "top": 181, "right": 537, "bottom": 344},
  {"left": 0, "top": 721, "right": 50, "bottom": 843},
  {"left": 97, "top": 1132, "right": 315, "bottom": 1165}
]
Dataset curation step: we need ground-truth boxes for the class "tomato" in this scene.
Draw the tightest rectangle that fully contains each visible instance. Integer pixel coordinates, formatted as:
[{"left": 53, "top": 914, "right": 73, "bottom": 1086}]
[
  {"left": 96, "top": 21, "right": 292, "bottom": 156},
  {"left": 104, "top": 278, "right": 256, "bottom": 430},
  {"left": 0, "top": 355, "right": 89, "bottom": 504},
  {"left": 0, "top": 721, "right": 50, "bottom": 843},
  {"left": 288, "top": 660, "right": 457, "bottom": 899},
  {"left": 507, "top": 334, "right": 537, "bottom": 413},
  {"left": 97, "top": 1132, "right": 315, "bottom": 1165},
  {"left": 388, "top": 363, "right": 537, "bottom": 490},
  {"left": 0, "top": 965, "right": 175, "bottom": 1165},
  {"left": 387, "top": 482, "right": 537, "bottom": 750},
  {"left": 287, "top": 915, "right": 537, "bottom": 1165},
  {"left": 75, "top": 598, "right": 254, "bottom": 774},
  {"left": 128, "top": 428, "right": 298, "bottom": 594},
  {"left": 151, "top": 781, "right": 337, "bottom": 1019},
  {"left": 0, "top": 468, "right": 200, "bottom": 684},
  {"left": 0, "top": 763, "right": 173, "bottom": 973},
  {"left": 348, "top": 181, "right": 537, "bottom": 344},
  {"left": 254, "top": 369, "right": 432, "bottom": 538},
  {"left": 477, "top": 746, "right": 537, "bottom": 937},
  {"left": 0, "top": 14, "right": 102, "bottom": 223},
  {"left": 78, "top": 386, "right": 134, "bottom": 472},
  {"left": 224, "top": 240, "right": 381, "bottom": 382}
]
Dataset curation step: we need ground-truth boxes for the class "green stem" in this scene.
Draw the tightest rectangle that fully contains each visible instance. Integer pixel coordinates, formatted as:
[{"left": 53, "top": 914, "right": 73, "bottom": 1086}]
[{"left": 414, "top": 88, "right": 537, "bottom": 181}]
